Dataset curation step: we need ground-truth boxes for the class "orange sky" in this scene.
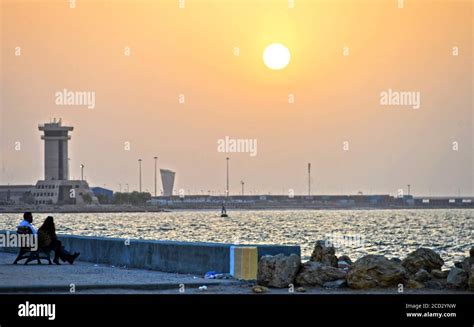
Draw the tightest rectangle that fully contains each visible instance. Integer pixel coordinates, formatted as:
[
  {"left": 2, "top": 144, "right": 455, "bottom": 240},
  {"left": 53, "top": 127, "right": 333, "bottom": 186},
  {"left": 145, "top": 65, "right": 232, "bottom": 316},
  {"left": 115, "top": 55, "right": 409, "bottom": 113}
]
[{"left": 1, "top": 0, "right": 472, "bottom": 196}]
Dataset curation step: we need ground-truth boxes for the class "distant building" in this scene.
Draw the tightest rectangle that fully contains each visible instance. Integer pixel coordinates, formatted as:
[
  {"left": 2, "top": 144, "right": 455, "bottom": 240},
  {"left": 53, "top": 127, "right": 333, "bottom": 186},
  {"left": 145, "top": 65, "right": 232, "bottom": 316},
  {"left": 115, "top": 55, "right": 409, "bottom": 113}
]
[
  {"left": 0, "top": 119, "right": 98, "bottom": 205},
  {"left": 33, "top": 180, "right": 96, "bottom": 205},
  {"left": 0, "top": 185, "right": 35, "bottom": 205},
  {"left": 33, "top": 119, "right": 98, "bottom": 205},
  {"left": 91, "top": 187, "right": 114, "bottom": 199},
  {"left": 39, "top": 119, "right": 73, "bottom": 180},
  {"left": 160, "top": 169, "right": 175, "bottom": 197}
]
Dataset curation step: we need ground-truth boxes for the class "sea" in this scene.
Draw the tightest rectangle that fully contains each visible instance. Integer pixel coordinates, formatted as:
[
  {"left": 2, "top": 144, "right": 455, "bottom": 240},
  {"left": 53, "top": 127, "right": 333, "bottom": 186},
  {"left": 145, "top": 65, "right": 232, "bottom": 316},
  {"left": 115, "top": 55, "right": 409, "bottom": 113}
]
[{"left": 1, "top": 209, "right": 472, "bottom": 268}]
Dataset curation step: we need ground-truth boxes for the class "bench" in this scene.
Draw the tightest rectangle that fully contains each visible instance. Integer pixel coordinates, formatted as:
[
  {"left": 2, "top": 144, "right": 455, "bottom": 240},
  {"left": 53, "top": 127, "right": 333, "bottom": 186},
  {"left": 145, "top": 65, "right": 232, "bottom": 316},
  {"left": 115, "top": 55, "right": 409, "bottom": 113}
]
[{"left": 12, "top": 226, "right": 52, "bottom": 265}]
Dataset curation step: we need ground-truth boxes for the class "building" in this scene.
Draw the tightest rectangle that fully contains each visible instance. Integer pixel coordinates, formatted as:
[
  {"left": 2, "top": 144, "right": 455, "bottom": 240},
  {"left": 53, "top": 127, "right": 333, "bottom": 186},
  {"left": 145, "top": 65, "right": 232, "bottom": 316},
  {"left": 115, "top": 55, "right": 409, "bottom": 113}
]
[
  {"left": 160, "top": 169, "right": 176, "bottom": 197},
  {"left": 33, "top": 179, "right": 97, "bottom": 205},
  {"left": 33, "top": 119, "right": 98, "bottom": 205},
  {"left": 0, "top": 185, "right": 35, "bottom": 205},
  {"left": 91, "top": 187, "right": 114, "bottom": 202},
  {"left": 0, "top": 119, "right": 98, "bottom": 205},
  {"left": 39, "top": 119, "right": 73, "bottom": 180}
]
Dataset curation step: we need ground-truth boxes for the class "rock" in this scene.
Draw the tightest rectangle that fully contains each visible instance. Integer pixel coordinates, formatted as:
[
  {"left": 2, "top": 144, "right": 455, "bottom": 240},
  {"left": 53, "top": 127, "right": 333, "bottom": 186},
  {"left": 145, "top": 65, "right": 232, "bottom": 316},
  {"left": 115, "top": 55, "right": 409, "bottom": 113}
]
[
  {"left": 323, "top": 279, "right": 347, "bottom": 289},
  {"left": 425, "top": 280, "right": 445, "bottom": 290},
  {"left": 402, "top": 248, "right": 444, "bottom": 274},
  {"left": 447, "top": 267, "right": 468, "bottom": 289},
  {"left": 414, "top": 269, "right": 431, "bottom": 282},
  {"left": 431, "top": 269, "right": 449, "bottom": 279},
  {"left": 407, "top": 279, "right": 424, "bottom": 289},
  {"left": 337, "top": 260, "right": 351, "bottom": 269},
  {"left": 454, "top": 257, "right": 474, "bottom": 274},
  {"left": 310, "top": 240, "right": 338, "bottom": 267},
  {"left": 296, "top": 287, "right": 306, "bottom": 293},
  {"left": 257, "top": 253, "right": 301, "bottom": 288},
  {"left": 295, "top": 261, "right": 347, "bottom": 286},
  {"left": 338, "top": 255, "right": 353, "bottom": 265},
  {"left": 470, "top": 246, "right": 474, "bottom": 258},
  {"left": 390, "top": 257, "right": 402, "bottom": 263},
  {"left": 347, "top": 255, "right": 408, "bottom": 289},
  {"left": 468, "top": 268, "right": 474, "bottom": 291},
  {"left": 252, "top": 285, "right": 268, "bottom": 294}
]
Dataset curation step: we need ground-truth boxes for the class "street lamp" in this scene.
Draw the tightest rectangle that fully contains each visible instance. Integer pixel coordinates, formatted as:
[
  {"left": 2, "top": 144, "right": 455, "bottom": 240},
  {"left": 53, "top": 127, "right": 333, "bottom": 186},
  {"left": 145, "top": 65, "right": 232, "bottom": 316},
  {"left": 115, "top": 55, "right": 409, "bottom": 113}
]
[
  {"left": 226, "top": 157, "right": 230, "bottom": 197},
  {"left": 80, "top": 164, "right": 85, "bottom": 181},
  {"left": 308, "top": 163, "right": 311, "bottom": 196},
  {"left": 154, "top": 156, "right": 158, "bottom": 197},
  {"left": 138, "top": 159, "right": 142, "bottom": 192}
]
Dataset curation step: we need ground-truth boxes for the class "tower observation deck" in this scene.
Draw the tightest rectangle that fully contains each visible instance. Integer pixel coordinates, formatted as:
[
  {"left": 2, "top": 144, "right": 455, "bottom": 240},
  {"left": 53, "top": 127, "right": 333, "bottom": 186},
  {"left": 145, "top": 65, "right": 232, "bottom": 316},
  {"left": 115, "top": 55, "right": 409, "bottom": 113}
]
[{"left": 38, "top": 118, "right": 74, "bottom": 181}]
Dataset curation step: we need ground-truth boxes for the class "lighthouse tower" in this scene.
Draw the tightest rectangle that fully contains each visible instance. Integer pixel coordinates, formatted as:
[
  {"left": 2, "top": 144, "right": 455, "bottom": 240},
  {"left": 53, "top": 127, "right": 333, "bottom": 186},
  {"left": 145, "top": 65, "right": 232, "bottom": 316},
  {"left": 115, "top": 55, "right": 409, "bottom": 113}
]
[
  {"left": 38, "top": 118, "right": 73, "bottom": 181},
  {"left": 34, "top": 119, "right": 98, "bottom": 205}
]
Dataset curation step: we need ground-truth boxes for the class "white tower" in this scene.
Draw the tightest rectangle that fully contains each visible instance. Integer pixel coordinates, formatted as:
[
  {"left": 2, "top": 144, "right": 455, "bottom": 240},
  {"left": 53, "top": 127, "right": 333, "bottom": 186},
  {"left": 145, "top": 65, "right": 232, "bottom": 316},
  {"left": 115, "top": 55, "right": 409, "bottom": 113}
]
[
  {"left": 39, "top": 118, "right": 73, "bottom": 181},
  {"left": 160, "top": 169, "right": 175, "bottom": 197}
]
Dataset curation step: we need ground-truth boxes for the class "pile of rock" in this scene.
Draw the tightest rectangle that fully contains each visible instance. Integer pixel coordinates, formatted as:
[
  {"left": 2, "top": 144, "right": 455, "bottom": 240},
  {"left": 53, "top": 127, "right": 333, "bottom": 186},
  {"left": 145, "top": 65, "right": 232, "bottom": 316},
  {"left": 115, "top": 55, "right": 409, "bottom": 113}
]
[
  {"left": 255, "top": 241, "right": 474, "bottom": 292},
  {"left": 399, "top": 247, "right": 446, "bottom": 289},
  {"left": 256, "top": 241, "right": 348, "bottom": 289},
  {"left": 449, "top": 247, "right": 474, "bottom": 290}
]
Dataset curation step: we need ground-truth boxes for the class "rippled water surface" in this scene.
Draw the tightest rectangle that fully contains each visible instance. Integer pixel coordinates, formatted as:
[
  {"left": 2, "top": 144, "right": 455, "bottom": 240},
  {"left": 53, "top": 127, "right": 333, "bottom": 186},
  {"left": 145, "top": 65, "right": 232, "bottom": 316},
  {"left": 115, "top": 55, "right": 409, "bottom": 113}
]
[{"left": 1, "top": 209, "right": 472, "bottom": 268}]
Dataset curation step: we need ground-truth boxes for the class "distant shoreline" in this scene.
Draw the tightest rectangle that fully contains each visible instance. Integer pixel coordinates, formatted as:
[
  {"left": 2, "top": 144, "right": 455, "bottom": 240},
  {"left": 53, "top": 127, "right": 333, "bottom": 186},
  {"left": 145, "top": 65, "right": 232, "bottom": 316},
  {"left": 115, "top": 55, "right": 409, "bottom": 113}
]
[{"left": 0, "top": 205, "right": 473, "bottom": 214}]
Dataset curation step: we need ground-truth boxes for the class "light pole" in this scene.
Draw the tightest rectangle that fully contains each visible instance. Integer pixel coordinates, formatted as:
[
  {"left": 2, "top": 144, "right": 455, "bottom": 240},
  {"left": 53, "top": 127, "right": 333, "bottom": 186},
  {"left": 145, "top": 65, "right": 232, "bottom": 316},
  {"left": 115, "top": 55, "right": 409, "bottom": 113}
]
[
  {"left": 80, "top": 164, "right": 85, "bottom": 181},
  {"left": 407, "top": 184, "right": 411, "bottom": 196},
  {"left": 154, "top": 156, "right": 158, "bottom": 197},
  {"left": 226, "top": 157, "right": 230, "bottom": 197},
  {"left": 125, "top": 183, "right": 129, "bottom": 205},
  {"left": 138, "top": 159, "right": 142, "bottom": 192},
  {"left": 241, "top": 180, "right": 244, "bottom": 195},
  {"left": 119, "top": 183, "right": 122, "bottom": 193},
  {"left": 308, "top": 163, "right": 311, "bottom": 196}
]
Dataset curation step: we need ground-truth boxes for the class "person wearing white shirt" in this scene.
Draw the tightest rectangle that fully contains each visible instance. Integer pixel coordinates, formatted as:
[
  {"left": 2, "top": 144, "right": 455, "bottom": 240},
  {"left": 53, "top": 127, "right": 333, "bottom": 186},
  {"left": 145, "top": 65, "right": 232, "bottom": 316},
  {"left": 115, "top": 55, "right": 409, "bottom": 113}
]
[{"left": 17, "top": 212, "right": 37, "bottom": 235}]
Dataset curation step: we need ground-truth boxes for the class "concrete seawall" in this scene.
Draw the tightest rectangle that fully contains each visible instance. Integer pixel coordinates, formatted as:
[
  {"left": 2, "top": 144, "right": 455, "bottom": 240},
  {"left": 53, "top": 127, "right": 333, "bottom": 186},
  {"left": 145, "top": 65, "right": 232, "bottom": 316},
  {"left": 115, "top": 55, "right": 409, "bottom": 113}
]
[{"left": 0, "top": 231, "right": 300, "bottom": 274}]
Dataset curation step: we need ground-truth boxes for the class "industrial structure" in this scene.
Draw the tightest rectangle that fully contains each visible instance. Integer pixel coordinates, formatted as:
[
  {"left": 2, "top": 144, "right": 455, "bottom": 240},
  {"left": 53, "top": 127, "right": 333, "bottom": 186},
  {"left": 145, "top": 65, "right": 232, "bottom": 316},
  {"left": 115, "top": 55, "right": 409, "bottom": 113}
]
[
  {"left": 0, "top": 120, "right": 472, "bottom": 209},
  {"left": 160, "top": 169, "right": 176, "bottom": 197},
  {"left": 39, "top": 119, "right": 73, "bottom": 180},
  {"left": 0, "top": 119, "right": 98, "bottom": 205}
]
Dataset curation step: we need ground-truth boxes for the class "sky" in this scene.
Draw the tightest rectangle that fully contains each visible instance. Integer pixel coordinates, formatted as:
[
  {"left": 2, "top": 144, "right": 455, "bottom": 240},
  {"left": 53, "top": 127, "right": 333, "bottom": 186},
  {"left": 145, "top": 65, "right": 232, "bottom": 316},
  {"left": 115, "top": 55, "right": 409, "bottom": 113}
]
[{"left": 0, "top": 0, "right": 472, "bottom": 196}]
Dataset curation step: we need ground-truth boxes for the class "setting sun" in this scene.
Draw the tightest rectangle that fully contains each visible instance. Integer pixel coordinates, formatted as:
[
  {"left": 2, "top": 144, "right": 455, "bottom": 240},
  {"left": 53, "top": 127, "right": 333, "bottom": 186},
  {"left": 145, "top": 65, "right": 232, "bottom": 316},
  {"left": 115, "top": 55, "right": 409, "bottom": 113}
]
[{"left": 263, "top": 43, "right": 291, "bottom": 70}]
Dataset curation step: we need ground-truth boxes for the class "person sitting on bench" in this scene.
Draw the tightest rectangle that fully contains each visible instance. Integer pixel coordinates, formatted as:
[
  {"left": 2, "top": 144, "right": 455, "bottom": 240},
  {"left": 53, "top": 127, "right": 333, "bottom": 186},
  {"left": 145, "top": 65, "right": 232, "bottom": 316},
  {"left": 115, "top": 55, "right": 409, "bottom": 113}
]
[
  {"left": 18, "top": 212, "right": 37, "bottom": 235},
  {"left": 13, "top": 212, "right": 51, "bottom": 264},
  {"left": 38, "top": 216, "right": 80, "bottom": 265}
]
